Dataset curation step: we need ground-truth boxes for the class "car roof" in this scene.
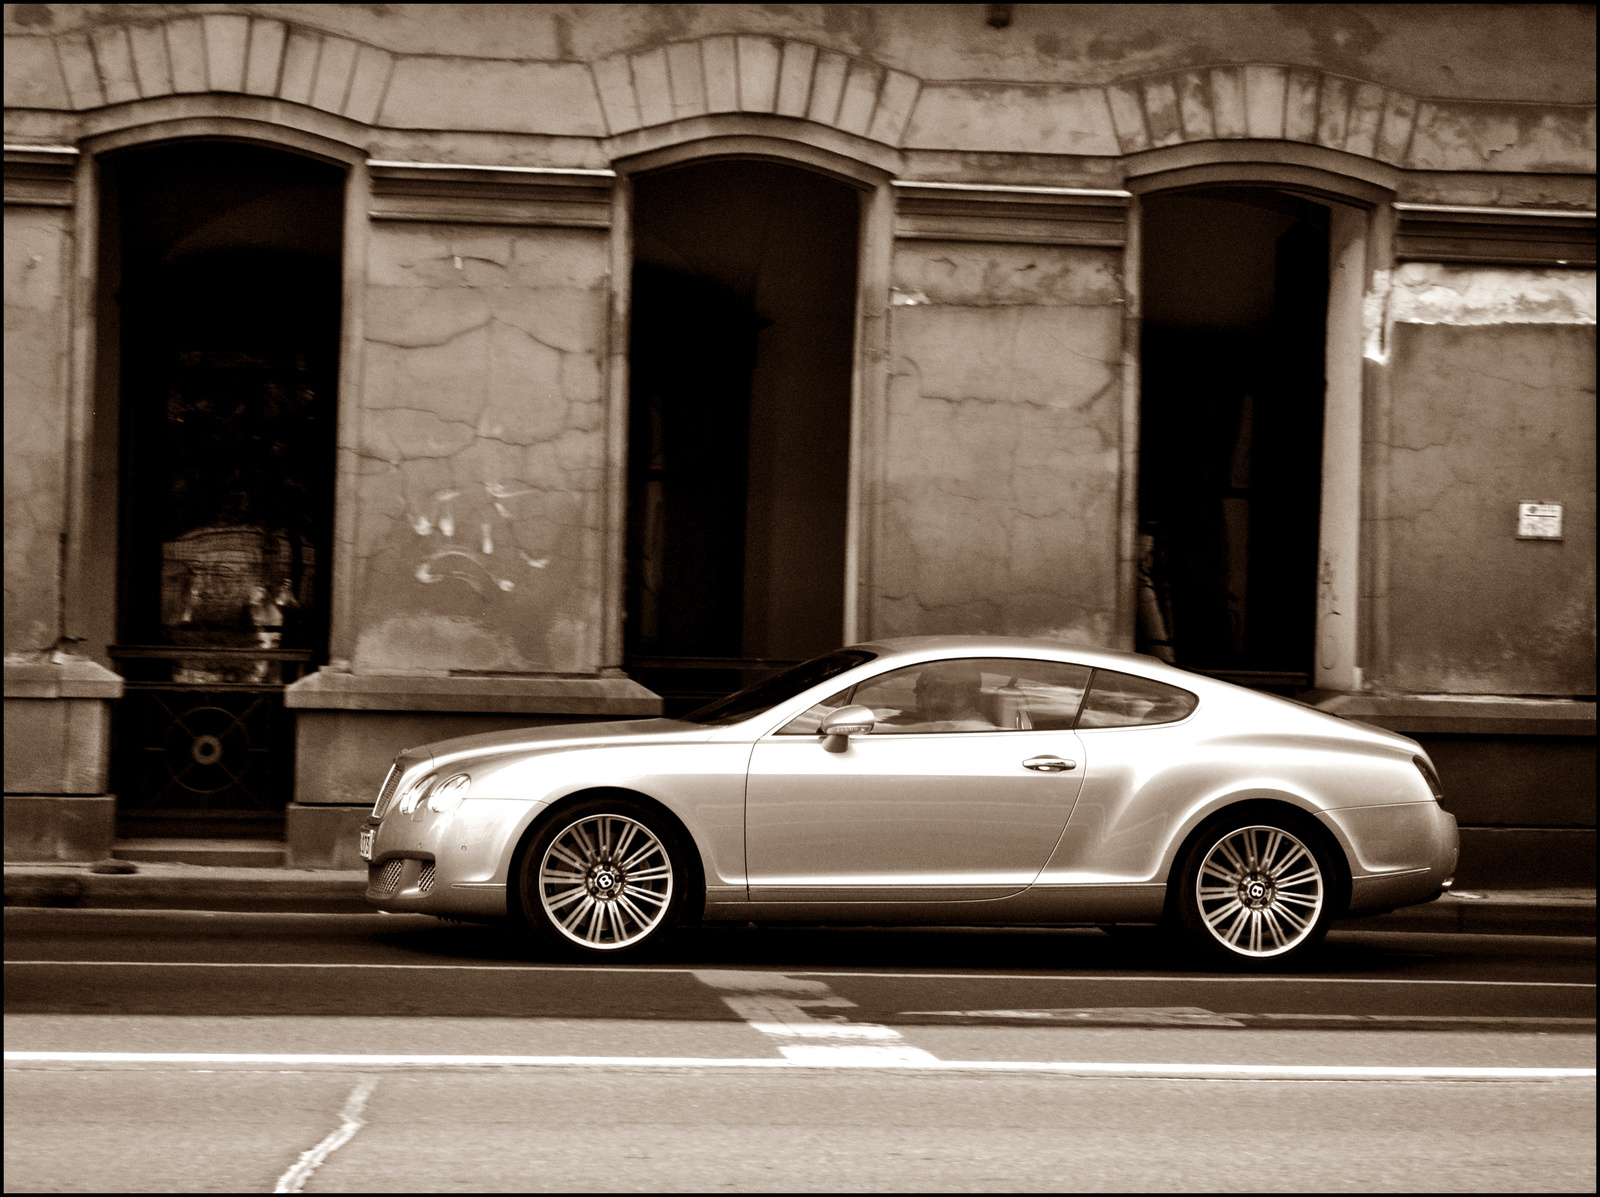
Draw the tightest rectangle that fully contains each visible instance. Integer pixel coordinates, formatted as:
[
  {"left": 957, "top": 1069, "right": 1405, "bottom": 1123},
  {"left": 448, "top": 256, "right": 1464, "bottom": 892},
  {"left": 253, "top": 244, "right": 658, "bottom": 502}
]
[{"left": 852, "top": 635, "right": 1182, "bottom": 675}]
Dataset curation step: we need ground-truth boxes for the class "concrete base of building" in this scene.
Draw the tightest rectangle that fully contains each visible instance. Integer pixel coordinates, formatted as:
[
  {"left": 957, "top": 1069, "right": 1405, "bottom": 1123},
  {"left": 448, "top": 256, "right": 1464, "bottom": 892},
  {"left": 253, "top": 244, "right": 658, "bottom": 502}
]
[
  {"left": 3, "top": 795, "right": 116, "bottom": 863},
  {"left": 111, "top": 838, "right": 286, "bottom": 868},
  {"left": 1456, "top": 826, "right": 1597, "bottom": 889},
  {"left": 289, "top": 708, "right": 642, "bottom": 808},
  {"left": 286, "top": 803, "right": 372, "bottom": 870},
  {"left": 3, "top": 658, "right": 122, "bottom": 795},
  {"left": 1415, "top": 733, "right": 1595, "bottom": 826}
]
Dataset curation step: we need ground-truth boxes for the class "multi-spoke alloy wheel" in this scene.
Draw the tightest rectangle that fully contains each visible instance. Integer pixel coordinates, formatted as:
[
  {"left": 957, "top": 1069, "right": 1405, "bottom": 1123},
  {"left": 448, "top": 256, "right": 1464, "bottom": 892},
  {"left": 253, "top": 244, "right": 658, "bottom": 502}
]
[
  {"left": 1178, "top": 816, "right": 1336, "bottom": 965},
  {"left": 521, "top": 804, "right": 681, "bottom": 954}
]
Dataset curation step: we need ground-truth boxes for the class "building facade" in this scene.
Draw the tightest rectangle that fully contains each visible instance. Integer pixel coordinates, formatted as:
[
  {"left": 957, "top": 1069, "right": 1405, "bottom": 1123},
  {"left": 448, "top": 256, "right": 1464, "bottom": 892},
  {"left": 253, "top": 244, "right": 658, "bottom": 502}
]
[{"left": 4, "top": 3, "right": 1594, "bottom": 882}]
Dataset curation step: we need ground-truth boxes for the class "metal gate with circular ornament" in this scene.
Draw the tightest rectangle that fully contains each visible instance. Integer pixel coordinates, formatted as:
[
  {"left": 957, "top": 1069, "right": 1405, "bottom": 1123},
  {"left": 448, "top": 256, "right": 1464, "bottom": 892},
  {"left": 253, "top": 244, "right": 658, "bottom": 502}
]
[{"left": 109, "top": 646, "right": 311, "bottom": 838}]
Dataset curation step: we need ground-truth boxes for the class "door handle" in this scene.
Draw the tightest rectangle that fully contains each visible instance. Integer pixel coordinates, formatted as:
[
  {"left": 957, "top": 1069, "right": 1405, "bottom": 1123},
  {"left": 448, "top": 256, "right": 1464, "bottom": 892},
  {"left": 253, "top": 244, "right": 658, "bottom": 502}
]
[{"left": 1022, "top": 755, "right": 1075, "bottom": 772}]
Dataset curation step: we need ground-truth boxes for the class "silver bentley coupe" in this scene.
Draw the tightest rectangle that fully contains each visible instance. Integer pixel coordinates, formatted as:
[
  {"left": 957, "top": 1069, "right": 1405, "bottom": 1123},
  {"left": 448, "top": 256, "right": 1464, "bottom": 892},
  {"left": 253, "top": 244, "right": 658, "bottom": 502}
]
[{"left": 360, "top": 636, "right": 1458, "bottom": 965}]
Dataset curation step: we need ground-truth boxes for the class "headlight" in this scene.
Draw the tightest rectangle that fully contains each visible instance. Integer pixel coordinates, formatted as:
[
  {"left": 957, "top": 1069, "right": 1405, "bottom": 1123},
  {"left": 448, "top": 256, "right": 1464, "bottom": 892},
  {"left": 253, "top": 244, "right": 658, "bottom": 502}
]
[
  {"left": 428, "top": 773, "right": 472, "bottom": 813},
  {"left": 396, "top": 773, "right": 436, "bottom": 815}
]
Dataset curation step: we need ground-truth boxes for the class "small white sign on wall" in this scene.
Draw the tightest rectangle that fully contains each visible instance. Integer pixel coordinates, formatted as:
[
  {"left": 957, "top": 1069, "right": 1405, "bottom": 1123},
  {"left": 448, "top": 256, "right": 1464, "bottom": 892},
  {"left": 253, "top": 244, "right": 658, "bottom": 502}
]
[{"left": 1517, "top": 502, "right": 1563, "bottom": 540}]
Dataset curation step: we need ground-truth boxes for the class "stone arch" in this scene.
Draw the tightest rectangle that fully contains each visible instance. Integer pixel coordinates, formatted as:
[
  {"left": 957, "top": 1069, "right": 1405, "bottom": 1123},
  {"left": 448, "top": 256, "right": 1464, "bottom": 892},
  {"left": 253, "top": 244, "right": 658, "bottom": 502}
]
[
  {"left": 1102, "top": 65, "right": 1417, "bottom": 164},
  {"left": 34, "top": 13, "right": 394, "bottom": 125},
  {"left": 81, "top": 112, "right": 367, "bottom": 170},
  {"left": 591, "top": 35, "right": 920, "bottom": 146},
  {"left": 1123, "top": 157, "right": 1395, "bottom": 209},
  {"left": 612, "top": 128, "right": 894, "bottom": 189},
  {"left": 15, "top": 15, "right": 1587, "bottom": 176}
]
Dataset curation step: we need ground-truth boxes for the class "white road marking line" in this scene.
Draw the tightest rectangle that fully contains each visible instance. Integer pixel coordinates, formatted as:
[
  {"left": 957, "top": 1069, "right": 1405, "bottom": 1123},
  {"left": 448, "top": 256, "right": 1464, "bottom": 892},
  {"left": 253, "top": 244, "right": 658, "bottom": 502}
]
[
  {"left": 787, "top": 970, "right": 1599, "bottom": 988},
  {"left": 903, "top": 1008, "right": 1597, "bottom": 1026},
  {"left": 779, "top": 1045, "right": 953, "bottom": 1065},
  {"left": 4, "top": 960, "right": 1592, "bottom": 988},
  {"left": 904, "top": 1007, "right": 1248, "bottom": 1026},
  {"left": 5, "top": 1052, "right": 1593, "bottom": 1081},
  {"left": 1229, "top": 1013, "right": 1595, "bottom": 1025},
  {"left": 693, "top": 969, "right": 940, "bottom": 1062},
  {"left": 272, "top": 1076, "right": 376, "bottom": 1194}
]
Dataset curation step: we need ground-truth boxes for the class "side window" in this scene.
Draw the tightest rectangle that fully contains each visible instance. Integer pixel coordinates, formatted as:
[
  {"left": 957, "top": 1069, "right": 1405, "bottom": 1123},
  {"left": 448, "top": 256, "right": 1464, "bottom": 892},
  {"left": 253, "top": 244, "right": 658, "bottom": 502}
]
[
  {"left": 777, "top": 658, "right": 1092, "bottom": 735},
  {"left": 1077, "top": 669, "right": 1197, "bottom": 728}
]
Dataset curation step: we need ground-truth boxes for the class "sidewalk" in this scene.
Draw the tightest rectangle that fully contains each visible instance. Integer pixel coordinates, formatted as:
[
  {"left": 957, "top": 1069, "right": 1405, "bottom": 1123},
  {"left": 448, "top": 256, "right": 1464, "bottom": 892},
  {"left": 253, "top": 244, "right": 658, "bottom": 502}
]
[{"left": 3, "top": 861, "right": 1594, "bottom": 935}]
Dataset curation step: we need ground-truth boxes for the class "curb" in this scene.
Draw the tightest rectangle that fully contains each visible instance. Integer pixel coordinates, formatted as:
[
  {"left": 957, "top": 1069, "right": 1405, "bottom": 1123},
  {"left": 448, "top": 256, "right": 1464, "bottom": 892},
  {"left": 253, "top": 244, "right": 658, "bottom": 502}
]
[
  {"left": 3, "top": 866, "right": 371, "bottom": 915},
  {"left": 1333, "top": 892, "right": 1597, "bottom": 938},
  {"left": 5, "top": 866, "right": 1595, "bottom": 935}
]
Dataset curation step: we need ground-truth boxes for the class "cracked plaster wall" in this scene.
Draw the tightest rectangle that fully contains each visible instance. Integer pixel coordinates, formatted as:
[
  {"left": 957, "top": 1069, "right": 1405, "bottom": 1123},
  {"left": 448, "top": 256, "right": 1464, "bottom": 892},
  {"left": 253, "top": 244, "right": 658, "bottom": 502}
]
[
  {"left": 353, "top": 222, "right": 609, "bottom": 676},
  {"left": 878, "top": 242, "right": 1123, "bottom": 645},
  {"left": 3, "top": 205, "right": 70, "bottom": 656},
  {"left": 1384, "top": 312, "right": 1595, "bottom": 696}
]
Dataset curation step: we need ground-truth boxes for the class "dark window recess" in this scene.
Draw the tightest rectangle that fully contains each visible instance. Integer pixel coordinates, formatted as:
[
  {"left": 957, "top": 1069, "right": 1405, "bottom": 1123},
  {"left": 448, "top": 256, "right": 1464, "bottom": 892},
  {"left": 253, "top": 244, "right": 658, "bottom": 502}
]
[
  {"left": 1138, "top": 188, "right": 1329, "bottom": 692},
  {"left": 102, "top": 141, "right": 344, "bottom": 835},
  {"left": 625, "top": 160, "right": 859, "bottom": 715}
]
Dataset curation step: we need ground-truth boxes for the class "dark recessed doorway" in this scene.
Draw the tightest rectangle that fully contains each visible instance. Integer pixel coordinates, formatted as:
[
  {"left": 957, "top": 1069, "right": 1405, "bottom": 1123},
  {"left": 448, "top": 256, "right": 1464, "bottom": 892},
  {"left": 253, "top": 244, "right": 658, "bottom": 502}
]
[
  {"left": 101, "top": 140, "right": 344, "bottom": 837},
  {"left": 1138, "top": 188, "right": 1330, "bottom": 690},
  {"left": 626, "top": 160, "right": 859, "bottom": 712}
]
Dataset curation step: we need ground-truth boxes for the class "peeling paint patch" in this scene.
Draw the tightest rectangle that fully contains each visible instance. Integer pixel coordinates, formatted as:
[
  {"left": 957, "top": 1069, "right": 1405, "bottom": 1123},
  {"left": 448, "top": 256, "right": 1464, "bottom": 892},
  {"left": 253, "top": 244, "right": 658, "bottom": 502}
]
[
  {"left": 1363, "top": 267, "right": 1392, "bottom": 363},
  {"left": 1388, "top": 262, "right": 1596, "bottom": 326}
]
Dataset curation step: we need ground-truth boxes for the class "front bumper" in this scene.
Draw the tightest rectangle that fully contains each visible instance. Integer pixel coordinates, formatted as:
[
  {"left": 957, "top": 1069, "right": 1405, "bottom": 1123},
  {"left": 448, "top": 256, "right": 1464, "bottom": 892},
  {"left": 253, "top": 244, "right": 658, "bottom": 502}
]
[
  {"left": 365, "top": 853, "right": 507, "bottom": 918},
  {"left": 362, "top": 794, "right": 535, "bottom": 919}
]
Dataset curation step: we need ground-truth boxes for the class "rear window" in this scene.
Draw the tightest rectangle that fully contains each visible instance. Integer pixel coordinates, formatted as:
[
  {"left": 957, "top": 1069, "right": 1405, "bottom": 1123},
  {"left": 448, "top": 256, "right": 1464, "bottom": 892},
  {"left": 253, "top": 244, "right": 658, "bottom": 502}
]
[{"left": 1077, "top": 669, "right": 1197, "bottom": 728}]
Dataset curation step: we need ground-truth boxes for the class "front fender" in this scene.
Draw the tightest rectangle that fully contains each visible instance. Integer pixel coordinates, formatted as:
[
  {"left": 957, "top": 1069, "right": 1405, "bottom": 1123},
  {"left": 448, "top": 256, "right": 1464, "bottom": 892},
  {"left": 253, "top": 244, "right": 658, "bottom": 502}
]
[{"left": 461, "top": 740, "right": 753, "bottom": 889}]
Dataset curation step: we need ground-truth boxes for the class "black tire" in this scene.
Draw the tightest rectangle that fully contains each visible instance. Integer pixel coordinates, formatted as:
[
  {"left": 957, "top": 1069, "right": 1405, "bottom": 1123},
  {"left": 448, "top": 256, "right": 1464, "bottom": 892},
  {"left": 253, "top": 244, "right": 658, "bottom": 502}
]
[
  {"left": 515, "top": 797, "right": 687, "bottom": 957},
  {"left": 1176, "top": 808, "right": 1338, "bottom": 968}
]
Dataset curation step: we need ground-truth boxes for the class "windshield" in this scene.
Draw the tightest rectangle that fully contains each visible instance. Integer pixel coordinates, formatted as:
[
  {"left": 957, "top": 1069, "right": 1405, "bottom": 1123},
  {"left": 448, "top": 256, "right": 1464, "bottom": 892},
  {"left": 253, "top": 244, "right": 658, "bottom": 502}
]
[{"left": 679, "top": 649, "right": 878, "bottom": 726}]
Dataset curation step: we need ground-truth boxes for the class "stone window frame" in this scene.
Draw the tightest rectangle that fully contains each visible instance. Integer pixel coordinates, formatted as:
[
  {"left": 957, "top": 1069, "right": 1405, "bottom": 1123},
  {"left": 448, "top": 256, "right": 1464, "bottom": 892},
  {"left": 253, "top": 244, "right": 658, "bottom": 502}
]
[
  {"left": 63, "top": 112, "right": 371, "bottom": 671},
  {"left": 608, "top": 129, "right": 896, "bottom": 652},
  {"left": 1121, "top": 152, "right": 1396, "bottom": 692}
]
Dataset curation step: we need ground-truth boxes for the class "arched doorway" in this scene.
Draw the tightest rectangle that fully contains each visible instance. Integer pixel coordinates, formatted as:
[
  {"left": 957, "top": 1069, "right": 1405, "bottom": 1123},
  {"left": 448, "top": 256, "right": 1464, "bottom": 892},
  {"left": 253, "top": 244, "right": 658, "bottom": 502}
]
[
  {"left": 1137, "top": 187, "right": 1331, "bottom": 690},
  {"left": 625, "top": 159, "right": 860, "bottom": 712},
  {"left": 100, "top": 140, "right": 344, "bottom": 838}
]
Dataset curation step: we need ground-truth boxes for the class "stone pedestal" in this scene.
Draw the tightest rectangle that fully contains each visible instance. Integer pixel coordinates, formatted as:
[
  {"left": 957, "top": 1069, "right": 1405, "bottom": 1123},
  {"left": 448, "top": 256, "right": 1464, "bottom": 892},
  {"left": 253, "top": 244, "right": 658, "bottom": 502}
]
[
  {"left": 4, "top": 658, "right": 123, "bottom": 862},
  {"left": 282, "top": 668, "right": 663, "bottom": 862},
  {"left": 285, "top": 803, "right": 373, "bottom": 870},
  {"left": 3, "top": 794, "right": 116, "bottom": 862}
]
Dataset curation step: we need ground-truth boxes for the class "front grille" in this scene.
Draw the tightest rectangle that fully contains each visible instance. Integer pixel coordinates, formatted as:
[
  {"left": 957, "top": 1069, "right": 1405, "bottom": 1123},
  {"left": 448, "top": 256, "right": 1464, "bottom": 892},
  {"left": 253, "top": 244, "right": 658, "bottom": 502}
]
[
  {"left": 417, "top": 863, "right": 436, "bottom": 893},
  {"left": 371, "top": 764, "right": 401, "bottom": 819},
  {"left": 368, "top": 858, "right": 404, "bottom": 896}
]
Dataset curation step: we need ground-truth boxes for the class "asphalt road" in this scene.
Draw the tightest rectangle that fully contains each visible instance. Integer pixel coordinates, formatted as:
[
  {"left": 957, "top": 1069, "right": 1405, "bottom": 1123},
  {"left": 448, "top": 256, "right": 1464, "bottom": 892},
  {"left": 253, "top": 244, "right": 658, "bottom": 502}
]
[{"left": 5, "top": 910, "right": 1595, "bottom": 1193}]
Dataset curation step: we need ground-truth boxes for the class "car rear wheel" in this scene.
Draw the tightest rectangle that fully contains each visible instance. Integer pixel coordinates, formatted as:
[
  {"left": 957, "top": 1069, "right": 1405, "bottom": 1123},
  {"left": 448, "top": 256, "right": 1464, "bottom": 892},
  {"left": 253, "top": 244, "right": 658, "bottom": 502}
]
[
  {"left": 1177, "top": 813, "right": 1336, "bottom": 966},
  {"left": 516, "top": 799, "right": 685, "bottom": 956}
]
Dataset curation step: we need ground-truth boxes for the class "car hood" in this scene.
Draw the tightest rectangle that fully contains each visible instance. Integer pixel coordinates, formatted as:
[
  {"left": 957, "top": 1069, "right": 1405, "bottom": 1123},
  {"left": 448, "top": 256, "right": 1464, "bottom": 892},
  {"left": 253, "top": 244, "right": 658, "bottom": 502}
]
[{"left": 412, "top": 717, "right": 714, "bottom": 768}]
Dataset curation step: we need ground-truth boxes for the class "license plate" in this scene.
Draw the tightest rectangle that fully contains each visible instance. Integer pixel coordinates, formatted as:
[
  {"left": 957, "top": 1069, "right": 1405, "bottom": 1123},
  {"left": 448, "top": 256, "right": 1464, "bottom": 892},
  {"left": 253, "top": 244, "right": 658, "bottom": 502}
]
[{"left": 358, "top": 828, "right": 374, "bottom": 862}]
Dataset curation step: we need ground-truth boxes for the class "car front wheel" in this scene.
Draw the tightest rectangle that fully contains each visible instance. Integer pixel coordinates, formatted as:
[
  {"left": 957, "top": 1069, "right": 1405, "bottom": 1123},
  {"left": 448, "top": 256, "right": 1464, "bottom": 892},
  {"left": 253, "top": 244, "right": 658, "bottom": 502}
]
[
  {"left": 516, "top": 799, "right": 685, "bottom": 956},
  {"left": 1177, "top": 813, "right": 1337, "bottom": 966}
]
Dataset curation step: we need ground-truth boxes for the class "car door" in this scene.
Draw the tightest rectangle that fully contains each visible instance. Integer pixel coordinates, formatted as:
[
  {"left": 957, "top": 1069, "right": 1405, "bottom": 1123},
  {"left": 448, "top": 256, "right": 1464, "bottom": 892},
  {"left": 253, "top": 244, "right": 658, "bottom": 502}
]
[
  {"left": 745, "top": 657, "right": 1092, "bottom": 901},
  {"left": 1033, "top": 665, "right": 1204, "bottom": 887}
]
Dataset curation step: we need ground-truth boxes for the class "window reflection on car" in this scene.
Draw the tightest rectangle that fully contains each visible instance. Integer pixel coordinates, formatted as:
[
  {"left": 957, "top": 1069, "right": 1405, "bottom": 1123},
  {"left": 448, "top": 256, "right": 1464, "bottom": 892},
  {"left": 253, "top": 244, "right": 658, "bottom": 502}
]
[
  {"left": 778, "top": 657, "right": 1095, "bottom": 734},
  {"left": 1078, "top": 669, "right": 1198, "bottom": 728}
]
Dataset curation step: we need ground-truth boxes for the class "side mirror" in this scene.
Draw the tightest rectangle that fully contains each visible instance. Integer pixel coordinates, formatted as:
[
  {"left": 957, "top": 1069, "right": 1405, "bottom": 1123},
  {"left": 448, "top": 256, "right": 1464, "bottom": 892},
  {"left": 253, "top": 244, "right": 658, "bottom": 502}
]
[{"left": 819, "top": 704, "right": 875, "bottom": 753}]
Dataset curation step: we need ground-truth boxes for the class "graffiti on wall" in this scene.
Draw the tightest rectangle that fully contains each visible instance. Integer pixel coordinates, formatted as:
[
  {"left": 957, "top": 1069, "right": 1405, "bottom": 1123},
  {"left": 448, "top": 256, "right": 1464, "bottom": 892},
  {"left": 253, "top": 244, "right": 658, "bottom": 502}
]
[{"left": 407, "top": 480, "right": 551, "bottom": 596}]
